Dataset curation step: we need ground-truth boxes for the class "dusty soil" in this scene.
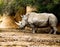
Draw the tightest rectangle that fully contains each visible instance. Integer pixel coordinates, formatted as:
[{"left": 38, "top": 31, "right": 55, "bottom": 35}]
[{"left": 0, "top": 29, "right": 60, "bottom": 47}]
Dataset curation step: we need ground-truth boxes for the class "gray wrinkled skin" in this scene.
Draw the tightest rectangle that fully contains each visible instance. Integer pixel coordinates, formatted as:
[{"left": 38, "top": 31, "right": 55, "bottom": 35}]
[{"left": 15, "top": 12, "right": 58, "bottom": 34}]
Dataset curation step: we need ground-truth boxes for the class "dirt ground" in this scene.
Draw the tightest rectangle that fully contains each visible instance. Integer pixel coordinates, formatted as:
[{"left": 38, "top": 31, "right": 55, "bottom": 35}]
[
  {"left": 0, "top": 22, "right": 60, "bottom": 47},
  {"left": 0, "top": 28, "right": 60, "bottom": 47}
]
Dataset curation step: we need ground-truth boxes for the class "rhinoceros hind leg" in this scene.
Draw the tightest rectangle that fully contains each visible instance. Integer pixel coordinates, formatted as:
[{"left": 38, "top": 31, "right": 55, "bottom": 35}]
[
  {"left": 49, "top": 26, "right": 57, "bottom": 34},
  {"left": 53, "top": 27, "right": 57, "bottom": 34},
  {"left": 49, "top": 29, "right": 53, "bottom": 34}
]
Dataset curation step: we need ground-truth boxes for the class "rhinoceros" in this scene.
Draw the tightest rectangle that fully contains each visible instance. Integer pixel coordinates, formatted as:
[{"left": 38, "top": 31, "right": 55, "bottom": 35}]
[{"left": 15, "top": 12, "right": 58, "bottom": 34}]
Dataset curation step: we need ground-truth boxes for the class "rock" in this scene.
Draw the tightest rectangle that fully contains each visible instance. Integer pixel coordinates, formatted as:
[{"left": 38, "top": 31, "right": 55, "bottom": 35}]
[{"left": 0, "top": 15, "right": 19, "bottom": 28}]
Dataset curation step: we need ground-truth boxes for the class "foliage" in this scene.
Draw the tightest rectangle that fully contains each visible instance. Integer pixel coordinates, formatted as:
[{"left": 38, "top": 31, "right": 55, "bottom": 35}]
[
  {"left": 0, "top": 0, "right": 60, "bottom": 22},
  {"left": 0, "top": 0, "right": 4, "bottom": 14}
]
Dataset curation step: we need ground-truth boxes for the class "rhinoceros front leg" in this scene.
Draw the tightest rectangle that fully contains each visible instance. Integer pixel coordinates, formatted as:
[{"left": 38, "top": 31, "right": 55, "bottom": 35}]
[
  {"left": 32, "top": 27, "right": 37, "bottom": 33},
  {"left": 32, "top": 28, "right": 35, "bottom": 33},
  {"left": 30, "top": 24, "right": 37, "bottom": 33}
]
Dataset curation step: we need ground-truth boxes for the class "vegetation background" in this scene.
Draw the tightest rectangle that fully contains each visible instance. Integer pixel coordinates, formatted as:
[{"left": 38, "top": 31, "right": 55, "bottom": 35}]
[{"left": 0, "top": 0, "right": 60, "bottom": 22}]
